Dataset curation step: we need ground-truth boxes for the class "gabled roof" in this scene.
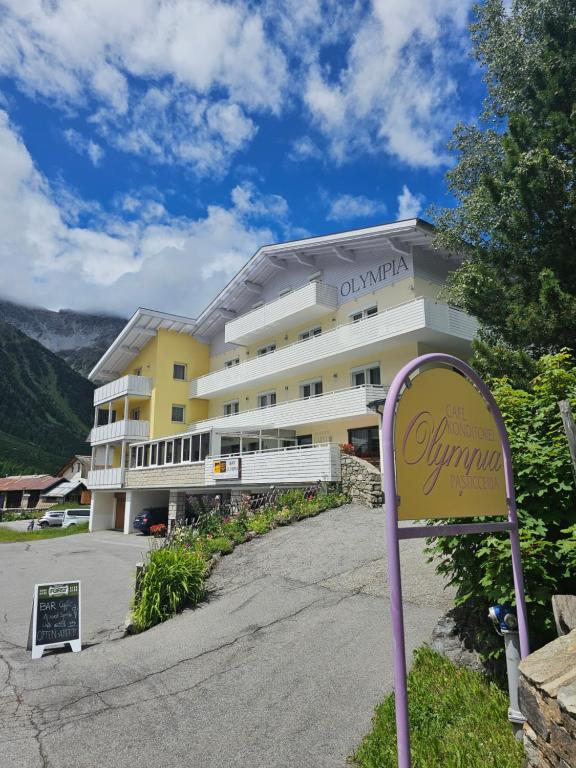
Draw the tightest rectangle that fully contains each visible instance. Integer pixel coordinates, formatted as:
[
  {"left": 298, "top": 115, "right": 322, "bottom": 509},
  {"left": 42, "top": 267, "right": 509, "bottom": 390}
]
[
  {"left": 191, "top": 218, "right": 452, "bottom": 338},
  {"left": 0, "top": 475, "right": 64, "bottom": 492},
  {"left": 89, "top": 218, "right": 453, "bottom": 382},
  {"left": 56, "top": 455, "right": 91, "bottom": 476},
  {"left": 43, "top": 480, "right": 85, "bottom": 498},
  {"left": 89, "top": 308, "right": 197, "bottom": 382}
]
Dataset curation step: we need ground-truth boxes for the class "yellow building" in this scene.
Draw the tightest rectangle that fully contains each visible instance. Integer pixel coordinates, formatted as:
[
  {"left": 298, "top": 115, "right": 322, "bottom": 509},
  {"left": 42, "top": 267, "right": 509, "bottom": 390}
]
[{"left": 88, "top": 219, "right": 477, "bottom": 532}]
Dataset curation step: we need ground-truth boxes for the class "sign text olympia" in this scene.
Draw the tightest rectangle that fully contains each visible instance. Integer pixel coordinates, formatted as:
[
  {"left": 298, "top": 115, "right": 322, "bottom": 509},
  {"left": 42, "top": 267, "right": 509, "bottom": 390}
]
[{"left": 381, "top": 354, "right": 529, "bottom": 768}]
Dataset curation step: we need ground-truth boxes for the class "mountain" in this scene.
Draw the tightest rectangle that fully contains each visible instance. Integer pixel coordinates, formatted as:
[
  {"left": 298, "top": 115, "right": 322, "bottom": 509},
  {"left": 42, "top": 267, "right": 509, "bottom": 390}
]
[
  {"left": 0, "top": 320, "right": 95, "bottom": 475},
  {"left": 0, "top": 299, "right": 126, "bottom": 377}
]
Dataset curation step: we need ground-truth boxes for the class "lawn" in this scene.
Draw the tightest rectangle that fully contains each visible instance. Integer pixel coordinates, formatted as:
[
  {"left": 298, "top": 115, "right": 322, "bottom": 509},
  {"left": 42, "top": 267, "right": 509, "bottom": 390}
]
[
  {"left": 352, "top": 647, "right": 524, "bottom": 768},
  {"left": 0, "top": 523, "right": 89, "bottom": 542}
]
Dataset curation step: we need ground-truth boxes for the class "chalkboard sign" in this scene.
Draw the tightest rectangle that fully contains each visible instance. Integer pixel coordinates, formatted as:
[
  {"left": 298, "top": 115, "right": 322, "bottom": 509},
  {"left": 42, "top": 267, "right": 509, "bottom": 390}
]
[{"left": 31, "top": 581, "right": 81, "bottom": 659}]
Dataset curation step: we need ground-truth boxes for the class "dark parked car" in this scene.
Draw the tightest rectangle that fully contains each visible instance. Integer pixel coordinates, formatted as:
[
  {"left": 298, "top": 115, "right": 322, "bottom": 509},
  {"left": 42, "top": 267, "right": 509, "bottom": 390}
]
[{"left": 133, "top": 507, "right": 168, "bottom": 534}]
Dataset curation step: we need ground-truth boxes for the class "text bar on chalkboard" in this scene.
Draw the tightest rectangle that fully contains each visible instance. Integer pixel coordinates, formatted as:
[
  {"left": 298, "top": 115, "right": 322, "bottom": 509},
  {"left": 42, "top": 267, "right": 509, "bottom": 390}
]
[{"left": 31, "top": 581, "right": 82, "bottom": 659}]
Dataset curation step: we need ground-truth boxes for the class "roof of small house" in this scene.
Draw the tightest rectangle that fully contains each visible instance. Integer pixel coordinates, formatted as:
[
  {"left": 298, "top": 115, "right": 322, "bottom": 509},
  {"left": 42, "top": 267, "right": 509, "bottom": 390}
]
[
  {"left": 42, "top": 479, "right": 85, "bottom": 498},
  {"left": 0, "top": 475, "right": 64, "bottom": 492},
  {"left": 56, "top": 455, "right": 92, "bottom": 477}
]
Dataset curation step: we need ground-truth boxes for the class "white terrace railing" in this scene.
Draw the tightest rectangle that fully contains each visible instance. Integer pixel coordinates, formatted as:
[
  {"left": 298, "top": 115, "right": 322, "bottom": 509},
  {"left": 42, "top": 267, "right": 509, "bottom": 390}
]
[
  {"left": 93, "top": 374, "right": 153, "bottom": 407},
  {"left": 191, "top": 297, "right": 477, "bottom": 398},
  {"left": 87, "top": 468, "right": 125, "bottom": 488},
  {"left": 224, "top": 281, "right": 339, "bottom": 345},
  {"left": 190, "top": 384, "right": 387, "bottom": 432},
  {"left": 90, "top": 419, "right": 150, "bottom": 445}
]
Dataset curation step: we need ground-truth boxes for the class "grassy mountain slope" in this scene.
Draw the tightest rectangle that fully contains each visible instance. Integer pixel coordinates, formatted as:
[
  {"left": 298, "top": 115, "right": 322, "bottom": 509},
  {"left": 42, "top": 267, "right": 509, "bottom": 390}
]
[{"left": 0, "top": 320, "right": 94, "bottom": 475}]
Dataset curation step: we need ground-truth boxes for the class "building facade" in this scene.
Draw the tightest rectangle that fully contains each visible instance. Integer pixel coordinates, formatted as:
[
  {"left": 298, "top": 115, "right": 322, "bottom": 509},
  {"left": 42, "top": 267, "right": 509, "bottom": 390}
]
[{"left": 87, "top": 219, "right": 478, "bottom": 533}]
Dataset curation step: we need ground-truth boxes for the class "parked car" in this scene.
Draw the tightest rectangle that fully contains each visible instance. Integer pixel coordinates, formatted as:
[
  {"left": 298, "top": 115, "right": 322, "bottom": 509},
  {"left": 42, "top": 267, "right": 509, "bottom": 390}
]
[
  {"left": 133, "top": 507, "right": 169, "bottom": 534},
  {"left": 38, "top": 510, "right": 65, "bottom": 528},
  {"left": 61, "top": 509, "right": 91, "bottom": 528}
]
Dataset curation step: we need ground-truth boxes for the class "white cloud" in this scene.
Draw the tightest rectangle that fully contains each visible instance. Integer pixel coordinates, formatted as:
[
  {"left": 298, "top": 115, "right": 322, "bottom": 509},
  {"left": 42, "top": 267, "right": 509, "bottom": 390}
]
[
  {"left": 304, "top": 0, "right": 474, "bottom": 168},
  {"left": 396, "top": 185, "right": 425, "bottom": 219},
  {"left": 0, "top": 0, "right": 287, "bottom": 175},
  {"left": 288, "top": 136, "right": 321, "bottom": 162},
  {"left": 63, "top": 128, "right": 104, "bottom": 166},
  {"left": 92, "top": 87, "right": 257, "bottom": 176},
  {"left": 0, "top": 110, "right": 286, "bottom": 317},
  {"left": 327, "top": 193, "right": 387, "bottom": 222}
]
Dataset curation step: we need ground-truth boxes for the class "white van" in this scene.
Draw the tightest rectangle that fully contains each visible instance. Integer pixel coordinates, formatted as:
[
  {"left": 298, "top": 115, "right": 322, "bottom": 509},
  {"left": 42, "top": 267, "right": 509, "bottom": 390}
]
[{"left": 61, "top": 509, "right": 91, "bottom": 528}]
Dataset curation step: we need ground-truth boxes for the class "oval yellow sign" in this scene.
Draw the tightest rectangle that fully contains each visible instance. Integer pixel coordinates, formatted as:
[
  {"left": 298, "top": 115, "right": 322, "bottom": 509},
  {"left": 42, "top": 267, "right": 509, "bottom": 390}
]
[{"left": 393, "top": 367, "right": 508, "bottom": 520}]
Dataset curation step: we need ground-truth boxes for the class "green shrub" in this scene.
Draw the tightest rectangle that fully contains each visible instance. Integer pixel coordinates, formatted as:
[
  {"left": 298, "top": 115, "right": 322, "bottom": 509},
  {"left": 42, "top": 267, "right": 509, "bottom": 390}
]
[
  {"left": 246, "top": 516, "right": 271, "bottom": 535},
  {"left": 427, "top": 351, "right": 576, "bottom": 650},
  {"left": 132, "top": 543, "right": 206, "bottom": 631},
  {"left": 197, "top": 536, "right": 235, "bottom": 556},
  {"left": 352, "top": 647, "right": 524, "bottom": 768}
]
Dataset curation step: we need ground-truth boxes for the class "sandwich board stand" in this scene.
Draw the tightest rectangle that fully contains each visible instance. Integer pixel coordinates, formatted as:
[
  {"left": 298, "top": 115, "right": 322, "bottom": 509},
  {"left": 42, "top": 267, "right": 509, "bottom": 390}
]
[
  {"left": 30, "top": 581, "right": 81, "bottom": 659},
  {"left": 381, "top": 353, "right": 529, "bottom": 768}
]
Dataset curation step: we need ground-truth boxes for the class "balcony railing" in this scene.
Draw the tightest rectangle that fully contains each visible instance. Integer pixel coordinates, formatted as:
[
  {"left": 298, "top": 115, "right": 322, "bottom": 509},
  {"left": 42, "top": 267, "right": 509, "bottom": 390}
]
[
  {"left": 87, "top": 468, "right": 125, "bottom": 488},
  {"left": 123, "top": 442, "right": 342, "bottom": 489},
  {"left": 90, "top": 419, "right": 150, "bottom": 445},
  {"left": 94, "top": 374, "right": 153, "bottom": 406},
  {"left": 190, "top": 385, "right": 386, "bottom": 432},
  {"left": 204, "top": 443, "right": 342, "bottom": 486},
  {"left": 224, "top": 281, "right": 339, "bottom": 345},
  {"left": 191, "top": 298, "right": 477, "bottom": 399}
]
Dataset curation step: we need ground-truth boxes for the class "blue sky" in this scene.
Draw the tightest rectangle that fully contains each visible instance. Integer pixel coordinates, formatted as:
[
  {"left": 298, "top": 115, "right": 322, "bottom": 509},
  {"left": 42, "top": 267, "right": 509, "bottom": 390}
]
[{"left": 0, "top": 0, "right": 486, "bottom": 318}]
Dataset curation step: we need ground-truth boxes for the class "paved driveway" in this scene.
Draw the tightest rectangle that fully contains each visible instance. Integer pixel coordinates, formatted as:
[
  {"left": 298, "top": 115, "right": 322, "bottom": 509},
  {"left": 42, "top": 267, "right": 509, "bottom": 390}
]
[
  {"left": 0, "top": 530, "right": 150, "bottom": 647},
  {"left": 0, "top": 505, "right": 453, "bottom": 768}
]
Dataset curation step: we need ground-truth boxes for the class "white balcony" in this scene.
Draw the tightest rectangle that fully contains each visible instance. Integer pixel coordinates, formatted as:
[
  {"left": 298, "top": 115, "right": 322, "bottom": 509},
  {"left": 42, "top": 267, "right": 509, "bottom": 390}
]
[
  {"left": 87, "top": 468, "right": 125, "bottom": 489},
  {"left": 224, "top": 281, "right": 339, "bottom": 345},
  {"left": 190, "top": 385, "right": 387, "bottom": 432},
  {"left": 191, "top": 298, "right": 478, "bottom": 399},
  {"left": 90, "top": 419, "right": 150, "bottom": 446},
  {"left": 94, "top": 374, "right": 153, "bottom": 406},
  {"left": 204, "top": 443, "right": 342, "bottom": 486}
]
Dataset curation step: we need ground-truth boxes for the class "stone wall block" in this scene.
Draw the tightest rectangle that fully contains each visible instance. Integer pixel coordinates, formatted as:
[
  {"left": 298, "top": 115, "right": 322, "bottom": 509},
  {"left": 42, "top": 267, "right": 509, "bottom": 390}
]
[{"left": 340, "top": 452, "right": 382, "bottom": 509}]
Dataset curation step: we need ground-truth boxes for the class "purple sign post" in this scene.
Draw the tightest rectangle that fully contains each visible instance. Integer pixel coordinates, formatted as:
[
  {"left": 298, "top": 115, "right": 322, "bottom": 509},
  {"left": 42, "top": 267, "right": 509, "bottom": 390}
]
[{"left": 381, "top": 353, "right": 529, "bottom": 768}]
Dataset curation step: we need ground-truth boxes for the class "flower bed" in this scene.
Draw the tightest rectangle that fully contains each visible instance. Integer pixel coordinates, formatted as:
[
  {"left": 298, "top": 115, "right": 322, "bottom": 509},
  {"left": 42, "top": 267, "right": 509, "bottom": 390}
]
[{"left": 130, "top": 487, "right": 348, "bottom": 632}]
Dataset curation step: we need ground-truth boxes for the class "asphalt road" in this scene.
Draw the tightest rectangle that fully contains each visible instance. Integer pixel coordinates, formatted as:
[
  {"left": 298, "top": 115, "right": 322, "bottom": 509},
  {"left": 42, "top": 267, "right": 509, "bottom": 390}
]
[
  {"left": 0, "top": 504, "right": 453, "bottom": 768},
  {"left": 0, "top": 530, "right": 150, "bottom": 647}
]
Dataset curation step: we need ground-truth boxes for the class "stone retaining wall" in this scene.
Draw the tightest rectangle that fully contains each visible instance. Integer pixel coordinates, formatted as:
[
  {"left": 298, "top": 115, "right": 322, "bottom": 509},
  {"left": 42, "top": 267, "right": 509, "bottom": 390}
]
[
  {"left": 340, "top": 453, "right": 382, "bottom": 508},
  {"left": 519, "top": 629, "right": 576, "bottom": 767}
]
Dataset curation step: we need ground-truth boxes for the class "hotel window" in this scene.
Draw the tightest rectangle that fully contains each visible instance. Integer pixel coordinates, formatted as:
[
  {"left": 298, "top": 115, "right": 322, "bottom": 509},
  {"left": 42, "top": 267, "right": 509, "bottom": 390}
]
[
  {"left": 130, "top": 446, "right": 137, "bottom": 467},
  {"left": 131, "top": 407, "right": 141, "bottom": 420},
  {"left": 257, "top": 343, "right": 276, "bottom": 356},
  {"left": 297, "top": 434, "right": 313, "bottom": 447},
  {"left": 133, "top": 367, "right": 142, "bottom": 376},
  {"left": 299, "top": 379, "right": 323, "bottom": 398},
  {"left": 351, "top": 364, "right": 381, "bottom": 387},
  {"left": 173, "top": 438, "right": 182, "bottom": 464},
  {"left": 157, "top": 442, "right": 165, "bottom": 465},
  {"left": 190, "top": 432, "right": 210, "bottom": 462},
  {"left": 298, "top": 326, "right": 322, "bottom": 341},
  {"left": 257, "top": 391, "right": 276, "bottom": 408},
  {"left": 348, "top": 426, "right": 380, "bottom": 460},
  {"left": 173, "top": 363, "right": 187, "bottom": 380},
  {"left": 136, "top": 446, "right": 144, "bottom": 467},
  {"left": 224, "top": 401, "right": 239, "bottom": 416},
  {"left": 182, "top": 437, "right": 191, "bottom": 462},
  {"left": 225, "top": 357, "right": 240, "bottom": 368},
  {"left": 172, "top": 404, "right": 185, "bottom": 423},
  {"left": 350, "top": 305, "right": 378, "bottom": 323},
  {"left": 166, "top": 440, "right": 174, "bottom": 464},
  {"left": 150, "top": 443, "right": 158, "bottom": 465}
]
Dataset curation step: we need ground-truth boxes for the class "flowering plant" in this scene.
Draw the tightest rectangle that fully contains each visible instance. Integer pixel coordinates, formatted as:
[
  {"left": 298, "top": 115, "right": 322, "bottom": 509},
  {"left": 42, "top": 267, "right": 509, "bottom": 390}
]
[
  {"left": 339, "top": 443, "right": 356, "bottom": 455},
  {"left": 149, "top": 523, "right": 167, "bottom": 537}
]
